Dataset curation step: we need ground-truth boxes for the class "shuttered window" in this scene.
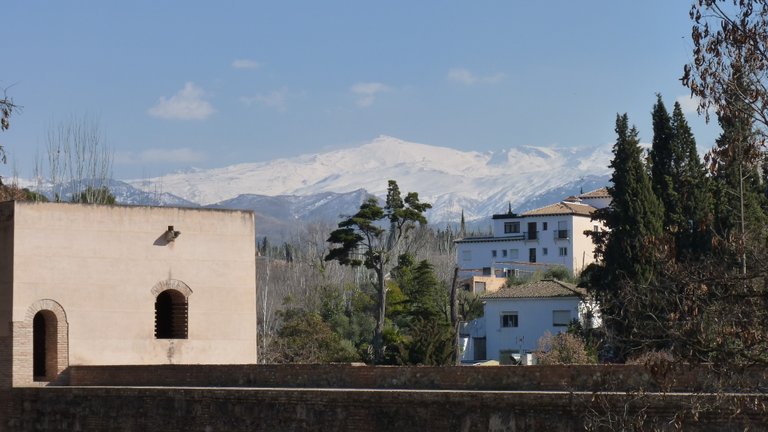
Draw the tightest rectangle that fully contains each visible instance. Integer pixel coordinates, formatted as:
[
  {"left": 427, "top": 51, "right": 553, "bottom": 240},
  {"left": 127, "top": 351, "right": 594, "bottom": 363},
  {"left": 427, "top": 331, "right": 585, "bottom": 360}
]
[{"left": 155, "top": 289, "right": 188, "bottom": 339}]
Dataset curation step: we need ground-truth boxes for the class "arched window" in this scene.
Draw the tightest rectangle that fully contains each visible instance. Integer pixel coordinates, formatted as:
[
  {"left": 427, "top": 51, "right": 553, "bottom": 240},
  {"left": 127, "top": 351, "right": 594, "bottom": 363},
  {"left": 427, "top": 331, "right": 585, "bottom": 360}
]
[{"left": 154, "top": 289, "right": 188, "bottom": 339}]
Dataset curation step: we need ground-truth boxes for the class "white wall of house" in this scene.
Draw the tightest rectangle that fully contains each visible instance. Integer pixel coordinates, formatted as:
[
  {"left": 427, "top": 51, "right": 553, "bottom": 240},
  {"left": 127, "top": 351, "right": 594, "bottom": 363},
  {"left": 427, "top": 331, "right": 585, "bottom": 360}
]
[
  {"left": 458, "top": 214, "right": 601, "bottom": 277},
  {"left": 482, "top": 296, "right": 582, "bottom": 361}
]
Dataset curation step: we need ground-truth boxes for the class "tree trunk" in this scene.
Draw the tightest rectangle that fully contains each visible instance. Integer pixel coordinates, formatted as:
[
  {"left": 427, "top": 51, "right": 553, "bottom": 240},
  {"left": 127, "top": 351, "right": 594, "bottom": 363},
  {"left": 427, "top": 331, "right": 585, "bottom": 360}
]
[
  {"left": 450, "top": 266, "right": 460, "bottom": 365},
  {"left": 374, "top": 265, "right": 386, "bottom": 363}
]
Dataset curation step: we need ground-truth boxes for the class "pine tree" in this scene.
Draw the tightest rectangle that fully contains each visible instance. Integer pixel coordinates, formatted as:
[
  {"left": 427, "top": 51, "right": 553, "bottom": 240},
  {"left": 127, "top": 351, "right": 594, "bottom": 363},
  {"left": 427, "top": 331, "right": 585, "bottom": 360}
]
[{"left": 325, "top": 180, "right": 431, "bottom": 363}]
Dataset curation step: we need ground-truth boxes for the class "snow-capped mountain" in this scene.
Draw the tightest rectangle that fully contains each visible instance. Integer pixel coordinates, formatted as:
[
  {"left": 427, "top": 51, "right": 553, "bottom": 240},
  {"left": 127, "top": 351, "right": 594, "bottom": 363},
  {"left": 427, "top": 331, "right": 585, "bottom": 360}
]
[{"left": 127, "top": 136, "right": 612, "bottom": 223}]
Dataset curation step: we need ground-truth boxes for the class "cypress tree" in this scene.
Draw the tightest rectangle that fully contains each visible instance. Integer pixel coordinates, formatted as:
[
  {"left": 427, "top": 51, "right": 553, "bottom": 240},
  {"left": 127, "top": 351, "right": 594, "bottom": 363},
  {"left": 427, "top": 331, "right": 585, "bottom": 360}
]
[
  {"left": 709, "top": 68, "right": 768, "bottom": 267},
  {"left": 650, "top": 94, "right": 680, "bottom": 232},
  {"left": 601, "top": 114, "right": 664, "bottom": 282},
  {"left": 670, "top": 101, "right": 713, "bottom": 259},
  {"left": 591, "top": 114, "right": 664, "bottom": 359}
]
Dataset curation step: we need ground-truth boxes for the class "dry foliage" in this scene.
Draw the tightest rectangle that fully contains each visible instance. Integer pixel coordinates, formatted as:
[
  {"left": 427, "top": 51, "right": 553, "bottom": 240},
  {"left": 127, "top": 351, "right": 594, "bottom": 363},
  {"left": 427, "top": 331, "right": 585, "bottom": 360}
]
[{"left": 536, "top": 331, "right": 595, "bottom": 365}]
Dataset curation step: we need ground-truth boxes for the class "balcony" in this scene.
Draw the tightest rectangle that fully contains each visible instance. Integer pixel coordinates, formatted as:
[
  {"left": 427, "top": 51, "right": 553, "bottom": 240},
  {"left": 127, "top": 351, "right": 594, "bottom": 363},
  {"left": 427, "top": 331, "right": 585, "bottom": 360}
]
[
  {"left": 554, "top": 229, "right": 569, "bottom": 240},
  {"left": 524, "top": 231, "right": 538, "bottom": 241}
]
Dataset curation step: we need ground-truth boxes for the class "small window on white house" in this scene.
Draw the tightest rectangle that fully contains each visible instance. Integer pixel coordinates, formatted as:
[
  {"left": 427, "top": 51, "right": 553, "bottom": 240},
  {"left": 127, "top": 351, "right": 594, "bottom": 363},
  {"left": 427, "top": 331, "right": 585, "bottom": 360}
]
[
  {"left": 559, "top": 247, "right": 568, "bottom": 256},
  {"left": 510, "top": 249, "right": 519, "bottom": 259},
  {"left": 553, "top": 310, "right": 571, "bottom": 327},
  {"left": 593, "top": 225, "right": 599, "bottom": 232},
  {"left": 474, "top": 281, "right": 486, "bottom": 293},
  {"left": 492, "top": 250, "right": 497, "bottom": 258},
  {"left": 501, "top": 312, "right": 519, "bottom": 328},
  {"left": 542, "top": 248, "right": 548, "bottom": 256},
  {"left": 502, "top": 249, "right": 508, "bottom": 257},
  {"left": 542, "top": 222, "right": 548, "bottom": 231},
  {"left": 504, "top": 222, "right": 521, "bottom": 234},
  {"left": 462, "top": 250, "right": 471, "bottom": 262}
]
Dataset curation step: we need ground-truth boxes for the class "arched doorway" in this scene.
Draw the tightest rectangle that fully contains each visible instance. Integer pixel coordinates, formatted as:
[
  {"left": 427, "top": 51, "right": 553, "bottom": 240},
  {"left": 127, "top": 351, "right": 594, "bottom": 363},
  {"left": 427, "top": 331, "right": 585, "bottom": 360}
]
[{"left": 32, "top": 310, "right": 58, "bottom": 381}]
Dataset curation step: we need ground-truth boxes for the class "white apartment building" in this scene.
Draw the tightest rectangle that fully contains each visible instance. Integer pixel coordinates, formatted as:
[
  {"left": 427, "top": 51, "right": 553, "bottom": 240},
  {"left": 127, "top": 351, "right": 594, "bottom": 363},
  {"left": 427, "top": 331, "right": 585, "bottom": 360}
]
[{"left": 456, "top": 188, "right": 610, "bottom": 279}]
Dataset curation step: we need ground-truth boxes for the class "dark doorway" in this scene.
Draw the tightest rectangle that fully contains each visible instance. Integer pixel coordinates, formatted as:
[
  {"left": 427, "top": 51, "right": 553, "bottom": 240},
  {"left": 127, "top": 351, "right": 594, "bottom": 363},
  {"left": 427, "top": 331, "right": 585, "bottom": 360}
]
[
  {"left": 33, "top": 310, "right": 58, "bottom": 381},
  {"left": 527, "top": 222, "right": 537, "bottom": 240},
  {"left": 473, "top": 337, "right": 487, "bottom": 361},
  {"left": 33, "top": 312, "right": 46, "bottom": 378}
]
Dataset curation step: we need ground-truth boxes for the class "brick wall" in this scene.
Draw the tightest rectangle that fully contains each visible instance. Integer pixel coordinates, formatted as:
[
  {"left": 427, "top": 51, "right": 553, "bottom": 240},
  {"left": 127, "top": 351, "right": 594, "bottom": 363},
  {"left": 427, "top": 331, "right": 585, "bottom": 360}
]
[
  {"left": 4, "top": 386, "right": 767, "bottom": 432},
  {"left": 65, "top": 363, "right": 768, "bottom": 393},
  {"left": 9, "top": 300, "right": 69, "bottom": 387}
]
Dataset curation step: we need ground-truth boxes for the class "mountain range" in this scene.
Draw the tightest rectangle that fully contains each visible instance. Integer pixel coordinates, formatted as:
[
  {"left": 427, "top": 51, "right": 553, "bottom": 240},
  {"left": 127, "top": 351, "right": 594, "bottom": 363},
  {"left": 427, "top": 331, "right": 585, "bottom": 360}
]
[
  {"left": 125, "top": 136, "right": 612, "bottom": 225},
  {"left": 21, "top": 136, "right": 612, "bottom": 240}
]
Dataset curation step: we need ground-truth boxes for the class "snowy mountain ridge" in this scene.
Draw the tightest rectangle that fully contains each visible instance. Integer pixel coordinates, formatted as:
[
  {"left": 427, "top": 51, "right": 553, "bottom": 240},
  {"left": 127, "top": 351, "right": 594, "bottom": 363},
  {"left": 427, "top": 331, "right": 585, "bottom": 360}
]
[{"left": 127, "top": 135, "right": 613, "bottom": 223}]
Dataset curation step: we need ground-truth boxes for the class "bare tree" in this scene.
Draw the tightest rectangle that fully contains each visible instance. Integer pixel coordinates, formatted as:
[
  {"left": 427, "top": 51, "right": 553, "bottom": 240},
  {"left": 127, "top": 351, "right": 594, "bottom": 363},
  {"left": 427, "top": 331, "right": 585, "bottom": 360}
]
[
  {"left": 0, "top": 89, "right": 20, "bottom": 184},
  {"left": 35, "top": 115, "right": 113, "bottom": 202},
  {"left": 685, "top": 0, "right": 768, "bottom": 133}
]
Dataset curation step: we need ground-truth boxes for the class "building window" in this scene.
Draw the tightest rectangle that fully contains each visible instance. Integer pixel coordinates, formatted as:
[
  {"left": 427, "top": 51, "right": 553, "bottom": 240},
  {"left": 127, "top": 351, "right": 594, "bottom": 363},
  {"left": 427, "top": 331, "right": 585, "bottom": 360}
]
[
  {"left": 492, "top": 250, "right": 497, "bottom": 258},
  {"left": 504, "top": 222, "right": 520, "bottom": 234},
  {"left": 462, "top": 250, "right": 471, "bottom": 262},
  {"left": 542, "top": 222, "right": 548, "bottom": 231},
  {"left": 559, "top": 247, "right": 568, "bottom": 256},
  {"left": 501, "top": 312, "right": 518, "bottom": 328},
  {"left": 556, "top": 220, "right": 568, "bottom": 239},
  {"left": 542, "top": 247, "right": 548, "bottom": 256},
  {"left": 529, "top": 248, "right": 536, "bottom": 263},
  {"left": 502, "top": 249, "right": 508, "bottom": 257},
  {"left": 474, "top": 281, "right": 486, "bottom": 293},
  {"left": 510, "top": 249, "right": 519, "bottom": 259},
  {"left": 553, "top": 310, "right": 572, "bottom": 327},
  {"left": 593, "top": 225, "right": 599, "bottom": 232},
  {"left": 526, "top": 222, "right": 537, "bottom": 240},
  {"left": 155, "top": 289, "right": 188, "bottom": 339}
]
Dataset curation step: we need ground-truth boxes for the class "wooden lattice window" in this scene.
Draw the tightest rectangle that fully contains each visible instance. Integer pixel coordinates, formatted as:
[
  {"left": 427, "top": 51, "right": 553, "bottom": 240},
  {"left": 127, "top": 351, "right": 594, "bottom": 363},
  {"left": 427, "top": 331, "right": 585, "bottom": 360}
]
[{"left": 155, "top": 289, "right": 188, "bottom": 339}]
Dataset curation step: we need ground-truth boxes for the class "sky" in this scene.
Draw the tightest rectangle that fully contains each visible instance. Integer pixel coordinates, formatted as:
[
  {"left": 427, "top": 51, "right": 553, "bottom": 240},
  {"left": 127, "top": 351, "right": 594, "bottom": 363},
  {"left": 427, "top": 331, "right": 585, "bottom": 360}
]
[{"left": 2, "top": 1, "right": 721, "bottom": 180}]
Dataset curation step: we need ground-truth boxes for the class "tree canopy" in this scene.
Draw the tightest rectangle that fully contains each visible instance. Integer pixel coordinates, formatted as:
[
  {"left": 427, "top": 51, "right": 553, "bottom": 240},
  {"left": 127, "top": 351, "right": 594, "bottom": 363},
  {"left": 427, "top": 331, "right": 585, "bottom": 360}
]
[{"left": 325, "top": 180, "right": 431, "bottom": 362}]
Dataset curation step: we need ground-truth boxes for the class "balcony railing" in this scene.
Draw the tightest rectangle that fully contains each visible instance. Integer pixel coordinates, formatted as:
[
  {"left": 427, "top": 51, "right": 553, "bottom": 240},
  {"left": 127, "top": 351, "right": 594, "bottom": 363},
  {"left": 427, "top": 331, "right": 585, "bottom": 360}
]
[
  {"left": 524, "top": 231, "right": 538, "bottom": 240},
  {"left": 554, "top": 229, "right": 569, "bottom": 240}
]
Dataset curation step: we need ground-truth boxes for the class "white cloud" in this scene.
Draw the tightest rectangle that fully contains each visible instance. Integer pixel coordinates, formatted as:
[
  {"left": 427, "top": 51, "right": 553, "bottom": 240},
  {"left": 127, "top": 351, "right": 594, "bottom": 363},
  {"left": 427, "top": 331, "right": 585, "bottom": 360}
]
[
  {"left": 447, "top": 68, "right": 505, "bottom": 85},
  {"left": 116, "top": 148, "right": 206, "bottom": 165},
  {"left": 240, "top": 89, "right": 289, "bottom": 112},
  {"left": 231, "top": 59, "right": 261, "bottom": 70},
  {"left": 675, "top": 94, "right": 702, "bottom": 114},
  {"left": 148, "top": 82, "right": 215, "bottom": 120},
  {"left": 351, "top": 82, "right": 390, "bottom": 107}
]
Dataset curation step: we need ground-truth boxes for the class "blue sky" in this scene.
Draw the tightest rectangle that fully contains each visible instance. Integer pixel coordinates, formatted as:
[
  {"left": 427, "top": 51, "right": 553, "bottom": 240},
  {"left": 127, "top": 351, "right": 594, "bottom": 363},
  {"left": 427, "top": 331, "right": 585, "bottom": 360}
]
[{"left": 2, "top": 1, "right": 720, "bottom": 180}]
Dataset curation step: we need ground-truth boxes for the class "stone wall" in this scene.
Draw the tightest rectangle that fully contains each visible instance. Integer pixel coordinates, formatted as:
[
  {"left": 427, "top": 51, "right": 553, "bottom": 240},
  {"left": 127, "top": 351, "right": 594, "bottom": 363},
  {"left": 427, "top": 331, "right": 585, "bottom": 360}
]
[
  {"left": 65, "top": 363, "right": 768, "bottom": 393},
  {"left": 3, "top": 364, "right": 767, "bottom": 431},
  {"left": 4, "top": 386, "right": 766, "bottom": 432}
]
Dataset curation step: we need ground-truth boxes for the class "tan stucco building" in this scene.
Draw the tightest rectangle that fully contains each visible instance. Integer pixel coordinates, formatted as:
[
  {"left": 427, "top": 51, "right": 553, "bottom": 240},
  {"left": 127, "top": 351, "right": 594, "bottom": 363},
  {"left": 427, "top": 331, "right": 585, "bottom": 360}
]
[{"left": 0, "top": 201, "right": 257, "bottom": 387}]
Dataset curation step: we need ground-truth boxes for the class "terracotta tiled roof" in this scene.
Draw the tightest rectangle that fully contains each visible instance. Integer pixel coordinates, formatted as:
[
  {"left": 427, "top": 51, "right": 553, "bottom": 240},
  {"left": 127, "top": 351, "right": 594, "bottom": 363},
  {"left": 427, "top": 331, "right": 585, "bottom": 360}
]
[
  {"left": 481, "top": 279, "right": 586, "bottom": 299},
  {"left": 521, "top": 201, "right": 596, "bottom": 217},
  {"left": 579, "top": 187, "right": 610, "bottom": 199}
]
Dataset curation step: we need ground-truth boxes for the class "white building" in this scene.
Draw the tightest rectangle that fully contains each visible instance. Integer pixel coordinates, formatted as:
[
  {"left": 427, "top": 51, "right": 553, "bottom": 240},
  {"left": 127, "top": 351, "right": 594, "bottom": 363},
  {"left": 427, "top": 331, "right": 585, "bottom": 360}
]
[
  {"left": 460, "top": 279, "right": 595, "bottom": 364},
  {"left": 456, "top": 188, "right": 610, "bottom": 280}
]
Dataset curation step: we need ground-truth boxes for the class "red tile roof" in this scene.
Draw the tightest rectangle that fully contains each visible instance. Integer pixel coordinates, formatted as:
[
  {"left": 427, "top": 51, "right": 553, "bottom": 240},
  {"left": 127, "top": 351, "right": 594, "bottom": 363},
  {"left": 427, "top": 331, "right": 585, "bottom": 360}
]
[
  {"left": 481, "top": 279, "right": 586, "bottom": 299},
  {"left": 578, "top": 187, "right": 610, "bottom": 199},
  {"left": 521, "top": 201, "right": 596, "bottom": 217}
]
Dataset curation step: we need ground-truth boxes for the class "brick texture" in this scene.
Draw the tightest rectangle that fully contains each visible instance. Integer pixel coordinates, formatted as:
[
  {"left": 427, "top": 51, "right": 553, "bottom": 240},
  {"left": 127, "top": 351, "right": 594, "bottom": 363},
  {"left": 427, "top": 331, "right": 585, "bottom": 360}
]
[
  {"left": 4, "top": 386, "right": 767, "bottom": 432},
  {"left": 65, "top": 363, "right": 768, "bottom": 393}
]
